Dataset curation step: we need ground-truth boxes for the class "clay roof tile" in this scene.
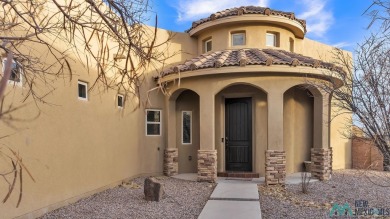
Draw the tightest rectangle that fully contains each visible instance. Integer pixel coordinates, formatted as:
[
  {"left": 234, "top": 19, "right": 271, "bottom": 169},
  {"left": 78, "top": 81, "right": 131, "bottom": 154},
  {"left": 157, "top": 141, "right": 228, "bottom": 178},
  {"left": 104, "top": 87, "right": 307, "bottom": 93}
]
[{"left": 161, "top": 48, "right": 343, "bottom": 77}]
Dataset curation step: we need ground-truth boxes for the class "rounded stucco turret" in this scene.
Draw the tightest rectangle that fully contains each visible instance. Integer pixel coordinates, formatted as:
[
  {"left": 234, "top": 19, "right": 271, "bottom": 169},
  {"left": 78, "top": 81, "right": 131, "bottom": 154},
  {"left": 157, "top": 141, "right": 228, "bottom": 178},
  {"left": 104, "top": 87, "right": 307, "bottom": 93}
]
[{"left": 187, "top": 6, "right": 307, "bottom": 54}]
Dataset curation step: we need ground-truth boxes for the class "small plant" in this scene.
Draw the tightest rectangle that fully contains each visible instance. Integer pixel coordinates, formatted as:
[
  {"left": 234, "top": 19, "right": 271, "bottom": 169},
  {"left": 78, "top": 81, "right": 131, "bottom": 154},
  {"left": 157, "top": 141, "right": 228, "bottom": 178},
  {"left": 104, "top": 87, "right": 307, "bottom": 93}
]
[{"left": 301, "top": 171, "right": 311, "bottom": 194}]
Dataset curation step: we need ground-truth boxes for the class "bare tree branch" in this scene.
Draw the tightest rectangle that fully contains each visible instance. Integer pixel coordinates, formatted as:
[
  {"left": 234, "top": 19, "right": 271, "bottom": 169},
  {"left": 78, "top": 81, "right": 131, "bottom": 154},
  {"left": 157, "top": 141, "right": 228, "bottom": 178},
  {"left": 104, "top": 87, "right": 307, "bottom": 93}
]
[
  {"left": 303, "top": 0, "right": 390, "bottom": 173},
  {"left": 0, "top": 0, "right": 174, "bottom": 206}
]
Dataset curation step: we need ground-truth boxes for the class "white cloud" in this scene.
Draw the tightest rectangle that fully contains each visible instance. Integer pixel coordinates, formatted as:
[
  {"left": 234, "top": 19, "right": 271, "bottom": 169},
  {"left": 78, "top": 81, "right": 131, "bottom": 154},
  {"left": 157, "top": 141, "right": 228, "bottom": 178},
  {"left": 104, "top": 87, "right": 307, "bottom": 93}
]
[
  {"left": 331, "top": 42, "right": 353, "bottom": 49},
  {"left": 176, "top": 0, "right": 269, "bottom": 22},
  {"left": 297, "top": 0, "right": 334, "bottom": 38}
]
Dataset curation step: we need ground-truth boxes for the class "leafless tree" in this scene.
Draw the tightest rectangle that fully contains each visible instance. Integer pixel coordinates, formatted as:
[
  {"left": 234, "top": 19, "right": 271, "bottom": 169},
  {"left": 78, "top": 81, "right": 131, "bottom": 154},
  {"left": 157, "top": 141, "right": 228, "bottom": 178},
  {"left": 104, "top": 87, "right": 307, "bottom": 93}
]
[
  {"left": 0, "top": 0, "right": 172, "bottom": 206},
  {"left": 311, "top": 1, "right": 390, "bottom": 172}
]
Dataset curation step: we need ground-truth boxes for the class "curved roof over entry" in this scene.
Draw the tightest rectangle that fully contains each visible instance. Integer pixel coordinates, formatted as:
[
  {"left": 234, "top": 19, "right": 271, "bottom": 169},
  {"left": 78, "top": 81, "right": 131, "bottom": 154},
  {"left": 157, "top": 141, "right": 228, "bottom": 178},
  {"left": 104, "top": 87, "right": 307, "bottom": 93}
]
[{"left": 161, "top": 49, "right": 341, "bottom": 77}]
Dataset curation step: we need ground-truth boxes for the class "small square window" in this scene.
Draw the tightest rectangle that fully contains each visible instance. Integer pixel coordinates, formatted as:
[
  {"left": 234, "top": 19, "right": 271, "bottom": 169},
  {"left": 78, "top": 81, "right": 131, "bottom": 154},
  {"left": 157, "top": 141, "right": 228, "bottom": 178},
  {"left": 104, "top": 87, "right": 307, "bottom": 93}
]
[
  {"left": 146, "top": 109, "right": 161, "bottom": 136},
  {"left": 205, "top": 39, "right": 212, "bottom": 52},
  {"left": 78, "top": 81, "right": 88, "bottom": 101},
  {"left": 117, "top": 94, "right": 124, "bottom": 108},
  {"left": 232, "top": 32, "right": 246, "bottom": 46},
  {"left": 266, "top": 32, "right": 280, "bottom": 47},
  {"left": 2, "top": 58, "right": 22, "bottom": 85}
]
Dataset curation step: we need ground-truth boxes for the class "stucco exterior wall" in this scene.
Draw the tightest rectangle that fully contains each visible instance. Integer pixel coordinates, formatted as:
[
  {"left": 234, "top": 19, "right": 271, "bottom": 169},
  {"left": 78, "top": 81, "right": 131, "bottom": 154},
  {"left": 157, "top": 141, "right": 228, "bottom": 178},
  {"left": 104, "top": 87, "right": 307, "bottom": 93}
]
[
  {"left": 0, "top": 57, "right": 170, "bottom": 219},
  {"left": 197, "top": 24, "right": 296, "bottom": 54},
  {"left": 0, "top": 24, "right": 183, "bottom": 218}
]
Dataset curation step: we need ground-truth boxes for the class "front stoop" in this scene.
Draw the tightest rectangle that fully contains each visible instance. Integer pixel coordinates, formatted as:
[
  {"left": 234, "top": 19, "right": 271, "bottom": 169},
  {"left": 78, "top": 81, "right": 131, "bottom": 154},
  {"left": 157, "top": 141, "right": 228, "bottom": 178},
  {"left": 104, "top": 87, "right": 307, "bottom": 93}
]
[
  {"left": 217, "top": 172, "right": 260, "bottom": 178},
  {"left": 198, "top": 150, "right": 217, "bottom": 183},
  {"left": 265, "top": 150, "right": 286, "bottom": 186},
  {"left": 311, "top": 148, "right": 333, "bottom": 181},
  {"left": 163, "top": 148, "right": 178, "bottom": 176}
]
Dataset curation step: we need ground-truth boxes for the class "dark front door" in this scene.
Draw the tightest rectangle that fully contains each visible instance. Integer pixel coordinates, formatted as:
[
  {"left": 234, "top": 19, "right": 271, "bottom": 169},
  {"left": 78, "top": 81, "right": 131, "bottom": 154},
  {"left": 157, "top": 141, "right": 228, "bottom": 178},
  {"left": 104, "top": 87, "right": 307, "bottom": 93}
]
[{"left": 225, "top": 98, "right": 252, "bottom": 171}]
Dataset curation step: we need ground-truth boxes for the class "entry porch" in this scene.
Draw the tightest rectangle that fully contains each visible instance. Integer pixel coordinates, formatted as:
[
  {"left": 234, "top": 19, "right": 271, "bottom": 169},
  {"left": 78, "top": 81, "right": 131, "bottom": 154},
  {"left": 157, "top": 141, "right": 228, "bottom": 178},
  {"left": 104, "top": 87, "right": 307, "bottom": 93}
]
[{"left": 163, "top": 76, "right": 333, "bottom": 185}]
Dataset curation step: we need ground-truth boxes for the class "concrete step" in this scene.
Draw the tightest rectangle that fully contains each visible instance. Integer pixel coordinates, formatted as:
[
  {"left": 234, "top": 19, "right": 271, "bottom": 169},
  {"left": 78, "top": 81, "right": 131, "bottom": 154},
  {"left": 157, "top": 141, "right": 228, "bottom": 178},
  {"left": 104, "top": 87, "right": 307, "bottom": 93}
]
[{"left": 217, "top": 172, "right": 260, "bottom": 178}]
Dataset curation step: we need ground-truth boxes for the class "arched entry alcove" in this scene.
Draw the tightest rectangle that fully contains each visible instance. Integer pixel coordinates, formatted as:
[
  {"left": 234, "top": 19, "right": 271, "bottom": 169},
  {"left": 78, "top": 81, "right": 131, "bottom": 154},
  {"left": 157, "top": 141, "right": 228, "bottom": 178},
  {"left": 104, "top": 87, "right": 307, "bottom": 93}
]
[
  {"left": 284, "top": 85, "right": 322, "bottom": 173},
  {"left": 215, "top": 83, "right": 268, "bottom": 175},
  {"left": 175, "top": 90, "right": 200, "bottom": 173}
]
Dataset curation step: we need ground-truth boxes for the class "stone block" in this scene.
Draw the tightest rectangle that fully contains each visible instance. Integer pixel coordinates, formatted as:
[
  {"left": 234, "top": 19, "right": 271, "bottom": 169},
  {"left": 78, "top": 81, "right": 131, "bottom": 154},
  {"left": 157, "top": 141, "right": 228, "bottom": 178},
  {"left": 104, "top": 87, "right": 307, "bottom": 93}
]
[{"left": 144, "top": 177, "right": 164, "bottom": 202}]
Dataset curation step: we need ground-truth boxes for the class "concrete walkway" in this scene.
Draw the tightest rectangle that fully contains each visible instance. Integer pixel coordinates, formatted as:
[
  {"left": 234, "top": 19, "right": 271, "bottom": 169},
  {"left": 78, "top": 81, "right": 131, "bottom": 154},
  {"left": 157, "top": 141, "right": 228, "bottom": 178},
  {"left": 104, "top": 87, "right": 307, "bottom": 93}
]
[
  {"left": 198, "top": 179, "right": 262, "bottom": 219},
  {"left": 172, "top": 173, "right": 318, "bottom": 219}
]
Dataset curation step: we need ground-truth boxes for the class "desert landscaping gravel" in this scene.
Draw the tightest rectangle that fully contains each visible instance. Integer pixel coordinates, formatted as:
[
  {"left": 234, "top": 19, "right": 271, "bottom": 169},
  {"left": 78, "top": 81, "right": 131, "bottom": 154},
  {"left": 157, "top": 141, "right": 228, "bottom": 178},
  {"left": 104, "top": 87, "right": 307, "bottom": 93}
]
[
  {"left": 40, "top": 176, "right": 215, "bottom": 219},
  {"left": 41, "top": 170, "right": 390, "bottom": 219},
  {"left": 260, "top": 169, "right": 390, "bottom": 219}
]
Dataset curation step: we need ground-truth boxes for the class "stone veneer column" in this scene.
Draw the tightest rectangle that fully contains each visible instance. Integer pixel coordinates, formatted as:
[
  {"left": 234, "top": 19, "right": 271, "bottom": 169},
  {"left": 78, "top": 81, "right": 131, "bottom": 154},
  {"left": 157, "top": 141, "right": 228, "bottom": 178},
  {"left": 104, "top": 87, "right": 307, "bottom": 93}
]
[
  {"left": 197, "top": 92, "right": 216, "bottom": 183},
  {"left": 265, "top": 90, "right": 286, "bottom": 186},
  {"left": 164, "top": 97, "right": 178, "bottom": 177},
  {"left": 265, "top": 150, "right": 286, "bottom": 185},
  {"left": 163, "top": 148, "right": 178, "bottom": 176},
  {"left": 197, "top": 150, "right": 217, "bottom": 182},
  {"left": 311, "top": 148, "right": 332, "bottom": 180},
  {"left": 311, "top": 91, "right": 332, "bottom": 181}
]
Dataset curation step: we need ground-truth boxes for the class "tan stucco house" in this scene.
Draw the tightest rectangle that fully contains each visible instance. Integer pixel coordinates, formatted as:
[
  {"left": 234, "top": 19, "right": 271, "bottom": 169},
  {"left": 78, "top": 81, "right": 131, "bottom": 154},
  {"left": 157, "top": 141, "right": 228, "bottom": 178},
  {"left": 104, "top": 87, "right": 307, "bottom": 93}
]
[{"left": 1, "top": 5, "right": 351, "bottom": 218}]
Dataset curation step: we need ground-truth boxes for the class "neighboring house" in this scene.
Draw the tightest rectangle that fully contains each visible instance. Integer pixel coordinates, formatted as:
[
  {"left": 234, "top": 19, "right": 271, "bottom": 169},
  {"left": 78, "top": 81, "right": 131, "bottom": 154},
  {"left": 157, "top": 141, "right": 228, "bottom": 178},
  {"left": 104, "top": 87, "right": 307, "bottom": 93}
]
[{"left": 0, "top": 6, "right": 351, "bottom": 219}]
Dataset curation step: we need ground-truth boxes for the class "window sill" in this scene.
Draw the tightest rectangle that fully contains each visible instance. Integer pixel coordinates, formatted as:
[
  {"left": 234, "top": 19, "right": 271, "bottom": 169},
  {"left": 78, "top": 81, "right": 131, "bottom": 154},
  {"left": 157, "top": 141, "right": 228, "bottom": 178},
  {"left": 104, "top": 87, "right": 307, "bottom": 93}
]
[
  {"left": 7, "top": 80, "right": 23, "bottom": 87},
  {"left": 78, "top": 97, "right": 88, "bottom": 101}
]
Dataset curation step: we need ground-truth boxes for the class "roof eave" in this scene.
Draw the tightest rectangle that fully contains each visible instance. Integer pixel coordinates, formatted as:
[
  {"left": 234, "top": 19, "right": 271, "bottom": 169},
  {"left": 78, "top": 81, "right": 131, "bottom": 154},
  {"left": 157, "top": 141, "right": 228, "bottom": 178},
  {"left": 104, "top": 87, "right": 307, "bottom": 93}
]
[{"left": 158, "top": 65, "right": 343, "bottom": 87}]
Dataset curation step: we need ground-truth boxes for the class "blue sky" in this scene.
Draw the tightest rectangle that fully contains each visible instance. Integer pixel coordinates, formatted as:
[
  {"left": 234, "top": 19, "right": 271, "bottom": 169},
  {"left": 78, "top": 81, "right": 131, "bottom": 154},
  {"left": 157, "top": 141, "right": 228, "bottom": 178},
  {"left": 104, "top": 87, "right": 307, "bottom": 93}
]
[{"left": 147, "top": 0, "right": 375, "bottom": 52}]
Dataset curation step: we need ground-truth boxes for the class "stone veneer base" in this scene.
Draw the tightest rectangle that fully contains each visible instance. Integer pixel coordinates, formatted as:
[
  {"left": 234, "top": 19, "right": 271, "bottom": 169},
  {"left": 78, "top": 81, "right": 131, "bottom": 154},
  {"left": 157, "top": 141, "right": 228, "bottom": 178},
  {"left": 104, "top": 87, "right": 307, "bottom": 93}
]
[
  {"left": 163, "top": 148, "right": 178, "bottom": 176},
  {"left": 265, "top": 150, "right": 286, "bottom": 186},
  {"left": 311, "top": 148, "right": 332, "bottom": 181},
  {"left": 197, "top": 150, "right": 217, "bottom": 183}
]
